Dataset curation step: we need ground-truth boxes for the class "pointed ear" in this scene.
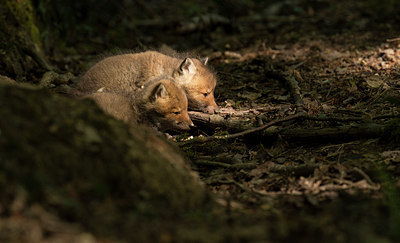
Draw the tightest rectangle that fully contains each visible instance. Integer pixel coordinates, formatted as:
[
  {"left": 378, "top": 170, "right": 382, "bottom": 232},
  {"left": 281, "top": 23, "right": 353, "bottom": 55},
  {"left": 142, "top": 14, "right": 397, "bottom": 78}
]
[
  {"left": 200, "top": 57, "right": 208, "bottom": 65},
  {"left": 179, "top": 58, "right": 196, "bottom": 75},
  {"left": 149, "top": 83, "right": 167, "bottom": 102}
]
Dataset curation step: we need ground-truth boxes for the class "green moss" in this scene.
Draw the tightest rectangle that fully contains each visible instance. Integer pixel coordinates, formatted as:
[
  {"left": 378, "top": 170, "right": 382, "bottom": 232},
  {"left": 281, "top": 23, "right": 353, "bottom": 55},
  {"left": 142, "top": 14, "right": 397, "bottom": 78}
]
[
  {"left": 0, "top": 84, "right": 211, "bottom": 240},
  {"left": 6, "top": 0, "right": 42, "bottom": 49}
]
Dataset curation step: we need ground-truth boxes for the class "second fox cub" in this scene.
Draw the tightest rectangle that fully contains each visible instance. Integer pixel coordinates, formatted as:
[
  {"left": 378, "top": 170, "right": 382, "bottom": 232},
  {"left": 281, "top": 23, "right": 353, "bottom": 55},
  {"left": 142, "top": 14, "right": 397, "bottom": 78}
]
[
  {"left": 86, "top": 76, "right": 193, "bottom": 131},
  {"left": 77, "top": 51, "right": 218, "bottom": 114}
]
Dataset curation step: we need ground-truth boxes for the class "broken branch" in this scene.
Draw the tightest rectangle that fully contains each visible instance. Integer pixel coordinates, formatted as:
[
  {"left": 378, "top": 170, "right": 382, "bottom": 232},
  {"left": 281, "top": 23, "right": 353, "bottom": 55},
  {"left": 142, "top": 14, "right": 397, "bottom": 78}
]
[
  {"left": 266, "top": 70, "right": 305, "bottom": 111},
  {"left": 181, "top": 112, "right": 305, "bottom": 145},
  {"left": 183, "top": 110, "right": 392, "bottom": 145}
]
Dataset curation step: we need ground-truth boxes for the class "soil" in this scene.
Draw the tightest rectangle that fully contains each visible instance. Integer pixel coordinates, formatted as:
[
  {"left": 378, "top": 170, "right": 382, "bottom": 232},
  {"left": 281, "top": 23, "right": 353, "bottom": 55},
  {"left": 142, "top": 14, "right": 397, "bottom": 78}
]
[
  {"left": 2, "top": 0, "right": 400, "bottom": 242},
  {"left": 171, "top": 1, "right": 400, "bottom": 242}
]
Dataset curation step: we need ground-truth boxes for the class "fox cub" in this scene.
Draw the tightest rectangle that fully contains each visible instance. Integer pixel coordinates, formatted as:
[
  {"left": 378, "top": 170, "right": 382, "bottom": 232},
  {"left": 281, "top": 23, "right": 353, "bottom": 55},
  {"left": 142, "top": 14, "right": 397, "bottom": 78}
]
[
  {"left": 86, "top": 76, "right": 193, "bottom": 131},
  {"left": 77, "top": 51, "right": 218, "bottom": 114}
]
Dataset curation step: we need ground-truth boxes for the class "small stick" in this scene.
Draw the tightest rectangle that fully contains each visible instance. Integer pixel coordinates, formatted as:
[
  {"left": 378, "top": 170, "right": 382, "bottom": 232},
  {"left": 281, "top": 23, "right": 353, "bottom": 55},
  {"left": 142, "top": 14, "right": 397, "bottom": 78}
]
[
  {"left": 194, "top": 160, "right": 257, "bottom": 170},
  {"left": 352, "top": 167, "right": 375, "bottom": 186},
  {"left": 304, "top": 115, "right": 363, "bottom": 122},
  {"left": 285, "top": 73, "right": 305, "bottom": 111},
  {"left": 194, "top": 160, "right": 231, "bottom": 168},
  {"left": 387, "top": 37, "right": 400, "bottom": 42},
  {"left": 266, "top": 70, "right": 305, "bottom": 111},
  {"left": 180, "top": 112, "right": 305, "bottom": 145},
  {"left": 214, "top": 113, "right": 304, "bottom": 140}
]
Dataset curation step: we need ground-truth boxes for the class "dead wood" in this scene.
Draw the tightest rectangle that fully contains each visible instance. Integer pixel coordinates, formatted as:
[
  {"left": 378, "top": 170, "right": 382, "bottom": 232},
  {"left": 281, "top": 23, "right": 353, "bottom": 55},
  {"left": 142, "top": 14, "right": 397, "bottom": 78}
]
[
  {"left": 183, "top": 113, "right": 304, "bottom": 144},
  {"left": 283, "top": 72, "right": 304, "bottom": 111},
  {"left": 189, "top": 111, "right": 255, "bottom": 131},
  {"left": 352, "top": 167, "right": 375, "bottom": 186},
  {"left": 185, "top": 110, "right": 390, "bottom": 144},
  {"left": 387, "top": 37, "right": 400, "bottom": 42},
  {"left": 277, "top": 123, "right": 385, "bottom": 140},
  {"left": 194, "top": 160, "right": 257, "bottom": 170},
  {"left": 266, "top": 70, "right": 305, "bottom": 111}
]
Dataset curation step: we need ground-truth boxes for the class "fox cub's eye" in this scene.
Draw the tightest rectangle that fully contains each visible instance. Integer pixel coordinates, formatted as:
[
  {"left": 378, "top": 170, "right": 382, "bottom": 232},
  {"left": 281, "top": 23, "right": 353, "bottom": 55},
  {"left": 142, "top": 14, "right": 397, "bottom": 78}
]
[
  {"left": 203, "top": 93, "right": 208, "bottom": 97},
  {"left": 173, "top": 111, "right": 181, "bottom": 115}
]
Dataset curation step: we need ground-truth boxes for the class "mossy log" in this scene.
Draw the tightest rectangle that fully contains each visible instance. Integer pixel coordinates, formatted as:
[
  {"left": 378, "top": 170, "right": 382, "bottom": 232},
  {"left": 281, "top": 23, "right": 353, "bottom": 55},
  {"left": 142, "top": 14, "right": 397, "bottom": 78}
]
[{"left": 0, "top": 82, "right": 211, "bottom": 241}]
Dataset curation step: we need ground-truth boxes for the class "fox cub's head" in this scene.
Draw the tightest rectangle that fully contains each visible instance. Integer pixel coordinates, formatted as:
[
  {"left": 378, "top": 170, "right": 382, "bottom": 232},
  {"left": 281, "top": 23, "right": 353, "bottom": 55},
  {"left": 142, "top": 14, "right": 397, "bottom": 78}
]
[
  {"left": 172, "top": 57, "right": 218, "bottom": 114},
  {"left": 139, "top": 77, "right": 193, "bottom": 131}
]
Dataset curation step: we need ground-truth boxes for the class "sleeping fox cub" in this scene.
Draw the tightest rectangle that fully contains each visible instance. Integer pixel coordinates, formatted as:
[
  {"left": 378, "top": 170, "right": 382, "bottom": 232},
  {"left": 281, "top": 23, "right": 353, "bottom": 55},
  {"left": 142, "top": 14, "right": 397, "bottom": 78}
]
[
  {"left": 86, "top": 76, "right": 193, "bottom": 131},
  {"left": 77, "top": 51, "right": 218, "bottom": 114}
]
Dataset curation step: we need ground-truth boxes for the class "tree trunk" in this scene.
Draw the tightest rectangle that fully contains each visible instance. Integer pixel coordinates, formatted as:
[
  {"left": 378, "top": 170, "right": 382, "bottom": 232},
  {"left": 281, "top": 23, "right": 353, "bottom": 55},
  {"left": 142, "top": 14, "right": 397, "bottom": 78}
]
[{"left": 0, "top": 0, "right": 51, "bottom": 80}]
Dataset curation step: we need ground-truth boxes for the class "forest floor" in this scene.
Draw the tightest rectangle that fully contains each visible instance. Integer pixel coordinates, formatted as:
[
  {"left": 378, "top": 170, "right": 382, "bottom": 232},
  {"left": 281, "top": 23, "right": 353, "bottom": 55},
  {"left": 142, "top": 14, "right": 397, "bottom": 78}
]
[
  {"left": 171, "top": 2, "right": 400, "bottom": 242},
  {"left": 183, "top": 38, "right": 400, "bottom": 241},
  {"left": 6, "top": 1, "right": 399, "bottom": 242}
]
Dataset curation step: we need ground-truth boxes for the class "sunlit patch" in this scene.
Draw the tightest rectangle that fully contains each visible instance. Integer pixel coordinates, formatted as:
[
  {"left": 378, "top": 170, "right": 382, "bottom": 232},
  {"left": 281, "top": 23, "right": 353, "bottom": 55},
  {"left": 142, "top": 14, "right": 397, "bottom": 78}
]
[{"left": 181, "top": 135, "right": 194, "bottom": 141}]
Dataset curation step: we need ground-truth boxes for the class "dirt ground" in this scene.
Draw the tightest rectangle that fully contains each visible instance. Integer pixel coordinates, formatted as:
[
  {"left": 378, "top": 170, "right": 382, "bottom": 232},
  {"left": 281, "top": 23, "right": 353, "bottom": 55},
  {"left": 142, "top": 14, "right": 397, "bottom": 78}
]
[
  {"left": 2, "top": 0, "right": 400, "bottom": 242},
  {"left": 173, "top": 1, "right": 400, "bottom": 242}
]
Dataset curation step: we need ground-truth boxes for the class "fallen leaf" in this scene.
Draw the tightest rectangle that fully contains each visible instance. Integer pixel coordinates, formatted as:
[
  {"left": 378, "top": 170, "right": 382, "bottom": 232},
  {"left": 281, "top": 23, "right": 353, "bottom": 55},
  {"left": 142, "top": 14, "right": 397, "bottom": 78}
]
[
  {"left": 365, "top": 75, "right": 384, "bottom": 88},
  {"left": 321, "top": 50, "right": 348, "bottom": 61},
  {"left": 249, "top": 161, "right": 274, "bottom": 177},
  {"left": 335, "top": 67, "right": 348, "bottom": 75}
]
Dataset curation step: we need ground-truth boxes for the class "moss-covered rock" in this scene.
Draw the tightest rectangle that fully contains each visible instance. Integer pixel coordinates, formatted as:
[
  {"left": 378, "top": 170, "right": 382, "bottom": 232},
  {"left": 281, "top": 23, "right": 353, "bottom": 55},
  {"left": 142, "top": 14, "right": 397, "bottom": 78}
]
[{"left": 0, "top": 83, "right": 211, "bottom": 241}]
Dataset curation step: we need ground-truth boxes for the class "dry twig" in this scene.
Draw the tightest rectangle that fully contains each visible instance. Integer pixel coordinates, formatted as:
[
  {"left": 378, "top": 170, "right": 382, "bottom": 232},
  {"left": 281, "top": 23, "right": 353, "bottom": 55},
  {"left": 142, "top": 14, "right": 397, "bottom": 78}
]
[
  {"left": 183, "top": 110, "right": 390, "bottom": 145},
  {"left": 387, "top": 37, "right": 400, "bottom": 42},
  {"left": 352, "top": 167, "right": 375, "bottom": 186},
  {"left": 266, "top": 70, "right": 305, "bottom": 111},
  {"left": 181, "top": 112, "right": 305, "bottom": 145},
  {"left": 194, "top": 160, "right": 257, "bottom": 170}
]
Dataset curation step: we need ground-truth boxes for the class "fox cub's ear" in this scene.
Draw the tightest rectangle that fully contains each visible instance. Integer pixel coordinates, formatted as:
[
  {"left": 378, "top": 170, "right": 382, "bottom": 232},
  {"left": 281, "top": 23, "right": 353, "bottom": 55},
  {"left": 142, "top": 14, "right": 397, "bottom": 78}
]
[
  {"left": 150, "top": 83, "right": 168, "bottom": 102},
  {"left": 200, "top": 57, "right": 208, "bottom": 65},
  {"left": 179, "top": 58, "right": 196, "bottom": 75}
]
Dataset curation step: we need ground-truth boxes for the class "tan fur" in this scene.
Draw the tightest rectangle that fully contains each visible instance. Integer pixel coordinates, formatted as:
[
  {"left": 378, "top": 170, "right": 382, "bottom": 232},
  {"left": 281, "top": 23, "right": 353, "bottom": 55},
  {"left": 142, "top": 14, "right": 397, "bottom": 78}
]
[
  {"left": 77, "top": 51, "right": 218, "bottom": 114},
  {"left": 85, "top": 77, "right": 193, "bottom": 131},
  {"left": 87, "top": 92, "right": 137, "bottom": 124}
]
